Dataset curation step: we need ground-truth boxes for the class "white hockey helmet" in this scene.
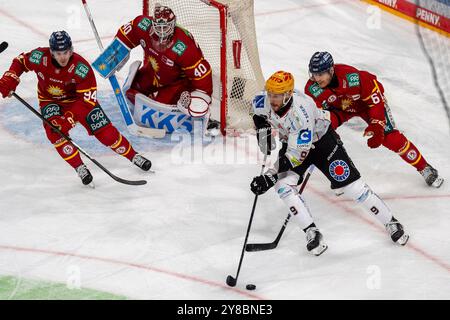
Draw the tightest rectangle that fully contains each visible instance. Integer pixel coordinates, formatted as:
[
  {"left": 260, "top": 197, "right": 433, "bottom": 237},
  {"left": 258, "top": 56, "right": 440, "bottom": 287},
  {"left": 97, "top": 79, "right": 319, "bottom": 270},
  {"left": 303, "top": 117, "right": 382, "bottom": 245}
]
[{"left": 151, "top": 3, "right": 176, "bottom": 43}]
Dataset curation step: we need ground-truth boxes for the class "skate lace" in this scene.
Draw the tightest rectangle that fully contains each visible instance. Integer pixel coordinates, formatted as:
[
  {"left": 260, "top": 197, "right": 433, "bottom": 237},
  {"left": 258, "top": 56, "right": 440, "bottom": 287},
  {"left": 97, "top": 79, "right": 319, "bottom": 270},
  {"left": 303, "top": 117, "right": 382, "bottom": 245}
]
[
  {"left": 133, "top": 154, "right": 146, "bottom": 167},
  {"left": 76, "top": 165, "right": 89, "bottom": 179},
  {"left": 420, "top": 165, "right": 437, "bottom": 184},
  {"left": 385, "top": 221, "right": 400, "bottom": 236},
  {"left": 306, "top": 227, "right": 319, "bottom": 243}
]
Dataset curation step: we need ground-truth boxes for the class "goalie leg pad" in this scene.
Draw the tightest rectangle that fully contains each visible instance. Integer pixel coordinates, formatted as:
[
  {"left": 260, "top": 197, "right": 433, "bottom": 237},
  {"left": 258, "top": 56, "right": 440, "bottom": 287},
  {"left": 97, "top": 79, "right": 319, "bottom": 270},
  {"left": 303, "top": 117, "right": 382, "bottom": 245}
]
[
  {"left": 338, "top": 178, "right": 393, "bottom": 225},
  {"left": 123, "top": 60, "right": 142, "bottom": 112},
  {"left": 275, "top": 172, "right": 314, "bottom": 230},
  {"left": 134, "top": 93, "right": 192, "bottom": 133}
]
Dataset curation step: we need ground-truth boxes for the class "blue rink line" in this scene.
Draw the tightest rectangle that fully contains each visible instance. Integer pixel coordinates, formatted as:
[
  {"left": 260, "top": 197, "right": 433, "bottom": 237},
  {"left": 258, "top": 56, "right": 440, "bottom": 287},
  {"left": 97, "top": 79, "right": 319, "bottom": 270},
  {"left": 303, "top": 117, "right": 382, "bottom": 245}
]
[{"left": 0, "top": 92, "right": 212, "bottom": 155}]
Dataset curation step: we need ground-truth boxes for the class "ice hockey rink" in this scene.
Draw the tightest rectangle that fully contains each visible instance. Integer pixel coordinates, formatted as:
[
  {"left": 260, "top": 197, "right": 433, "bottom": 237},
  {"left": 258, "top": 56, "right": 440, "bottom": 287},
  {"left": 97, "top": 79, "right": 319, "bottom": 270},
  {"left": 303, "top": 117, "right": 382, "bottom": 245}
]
[{"left": 0, "top": 0, "right": 449, "bottom": 300}]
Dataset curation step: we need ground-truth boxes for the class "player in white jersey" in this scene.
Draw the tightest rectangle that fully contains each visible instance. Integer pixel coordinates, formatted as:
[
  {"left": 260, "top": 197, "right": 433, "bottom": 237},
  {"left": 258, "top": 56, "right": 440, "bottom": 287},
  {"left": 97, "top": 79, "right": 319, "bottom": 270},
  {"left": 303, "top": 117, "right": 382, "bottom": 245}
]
[{"left": 250, "top": 71, "right": 409, "bottom": 256}]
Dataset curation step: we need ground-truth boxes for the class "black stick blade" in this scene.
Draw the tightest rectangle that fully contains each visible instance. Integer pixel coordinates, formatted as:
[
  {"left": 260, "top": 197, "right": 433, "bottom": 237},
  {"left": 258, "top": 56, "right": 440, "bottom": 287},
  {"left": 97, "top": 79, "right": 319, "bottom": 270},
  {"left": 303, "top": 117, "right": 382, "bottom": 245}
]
[
  {"left": 0, "top": 42, "right": 8, "bottom": 53},
  {"left": 226, "top": 275, "right": 237, "bottom": 287},
  {"left": 245, "top": 242, "right": 277, "bottom": 252}
]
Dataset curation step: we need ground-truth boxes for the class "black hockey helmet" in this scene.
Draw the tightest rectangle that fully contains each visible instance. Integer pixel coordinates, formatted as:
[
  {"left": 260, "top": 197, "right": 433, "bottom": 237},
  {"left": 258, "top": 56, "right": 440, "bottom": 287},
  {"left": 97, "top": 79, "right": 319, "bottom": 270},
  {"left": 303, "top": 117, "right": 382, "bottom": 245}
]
[{"left": 49, "top": 31, "right": 73, "bottom": 52}]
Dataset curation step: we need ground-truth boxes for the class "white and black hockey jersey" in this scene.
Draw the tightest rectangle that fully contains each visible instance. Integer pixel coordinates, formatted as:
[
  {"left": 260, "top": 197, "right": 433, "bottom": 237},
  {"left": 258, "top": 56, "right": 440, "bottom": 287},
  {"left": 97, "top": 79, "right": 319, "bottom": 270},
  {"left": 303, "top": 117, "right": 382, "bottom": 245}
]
[{"left": 252, "top": 90, "right": 331, "bottom": 167}]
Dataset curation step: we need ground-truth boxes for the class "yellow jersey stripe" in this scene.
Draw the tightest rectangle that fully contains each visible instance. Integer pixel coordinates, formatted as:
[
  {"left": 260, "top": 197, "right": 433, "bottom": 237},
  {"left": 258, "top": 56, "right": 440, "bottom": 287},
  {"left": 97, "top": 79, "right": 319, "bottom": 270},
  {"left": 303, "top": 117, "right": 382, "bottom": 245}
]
[
  {"left": 189, "top": 69, "right": 212, "bottom": 81},
  {"left": 182, "top": 58, "right": 204, "bottom": 71},
  {"left": 110, "top": 135, "right": 123, "bottom": 149},
  {"left": 63, "top": 150, "right": 79, "bottom": 161}
]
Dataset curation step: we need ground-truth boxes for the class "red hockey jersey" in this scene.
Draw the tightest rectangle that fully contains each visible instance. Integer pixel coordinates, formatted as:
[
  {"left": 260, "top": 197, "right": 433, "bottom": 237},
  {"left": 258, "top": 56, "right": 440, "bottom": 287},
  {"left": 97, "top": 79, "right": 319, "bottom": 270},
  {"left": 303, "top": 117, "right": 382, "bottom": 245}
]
[
  {"left": 8, "top": 47, "right": 98, "bottom": 107},
  {"left": 304, "top": 64, "right": 386, "bottom": 122},
  {"left": 116, "top": 15, "right": 213, "bottom": 95}
]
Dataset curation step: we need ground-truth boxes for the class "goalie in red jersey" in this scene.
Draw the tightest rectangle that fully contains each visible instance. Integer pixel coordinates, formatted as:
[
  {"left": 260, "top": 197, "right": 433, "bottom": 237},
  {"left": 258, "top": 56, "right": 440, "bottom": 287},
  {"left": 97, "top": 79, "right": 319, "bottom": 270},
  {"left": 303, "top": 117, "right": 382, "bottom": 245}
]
[
  {"left": 0, "top": 31, "right": 152, "bottom": 186},
  {"left": 304, "top": 52, "right": 443, "bottom": 188},
  {"left": 113, "top": 3, "right": 218, "bottom": 132}
]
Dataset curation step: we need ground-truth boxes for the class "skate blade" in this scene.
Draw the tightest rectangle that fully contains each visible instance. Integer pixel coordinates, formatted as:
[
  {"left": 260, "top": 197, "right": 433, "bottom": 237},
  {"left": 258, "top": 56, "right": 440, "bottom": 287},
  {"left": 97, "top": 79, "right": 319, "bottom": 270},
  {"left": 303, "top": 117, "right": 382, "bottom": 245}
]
[
  {"left": 85, "top": 182, "right": 95, "bottom": 189},
  {"left": 397, "top": 234, "right": 409, "bottom": 246},
  {"left": 310, "top": 243, "right": 328, "bottom": 256}
]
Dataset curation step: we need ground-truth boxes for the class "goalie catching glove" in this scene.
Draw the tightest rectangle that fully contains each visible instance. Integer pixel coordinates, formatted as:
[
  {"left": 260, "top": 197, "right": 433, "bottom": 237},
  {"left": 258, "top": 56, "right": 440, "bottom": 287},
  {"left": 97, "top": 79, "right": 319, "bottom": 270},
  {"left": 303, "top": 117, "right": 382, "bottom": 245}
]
[{"left": 177, "top": 89, "right": 211, "bottom": 117}]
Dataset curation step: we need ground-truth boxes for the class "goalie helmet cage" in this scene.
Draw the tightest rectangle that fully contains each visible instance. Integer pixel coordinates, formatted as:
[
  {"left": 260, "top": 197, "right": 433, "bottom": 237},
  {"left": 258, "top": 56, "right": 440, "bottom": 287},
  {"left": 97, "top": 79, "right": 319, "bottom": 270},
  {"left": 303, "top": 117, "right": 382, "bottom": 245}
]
[{"left": 143, "top": 0, "right": 265, "bottom": 135}]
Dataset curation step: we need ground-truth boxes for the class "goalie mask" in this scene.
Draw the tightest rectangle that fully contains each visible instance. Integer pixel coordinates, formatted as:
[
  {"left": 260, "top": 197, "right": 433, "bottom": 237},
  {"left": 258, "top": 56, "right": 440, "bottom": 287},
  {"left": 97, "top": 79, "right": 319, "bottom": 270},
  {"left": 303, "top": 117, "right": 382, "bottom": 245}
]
[{"left": 151, "top": 4, "right": 176, "bottom": 45}]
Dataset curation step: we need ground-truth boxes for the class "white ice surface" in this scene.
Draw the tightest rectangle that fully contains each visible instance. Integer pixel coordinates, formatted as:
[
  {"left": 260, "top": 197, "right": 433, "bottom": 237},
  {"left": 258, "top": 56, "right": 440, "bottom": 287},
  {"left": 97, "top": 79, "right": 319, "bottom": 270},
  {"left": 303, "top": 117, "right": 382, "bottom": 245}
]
[{"left": 0, "top": 0, "right": 448, "bottom": 299}]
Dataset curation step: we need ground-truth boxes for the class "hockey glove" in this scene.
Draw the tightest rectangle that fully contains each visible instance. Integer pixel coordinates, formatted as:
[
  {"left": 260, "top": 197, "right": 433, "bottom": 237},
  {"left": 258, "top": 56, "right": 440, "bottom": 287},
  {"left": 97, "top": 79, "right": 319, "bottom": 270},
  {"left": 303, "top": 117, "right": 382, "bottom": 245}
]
[
  {"left": 253, "top": 114, "right": 275, "bottom": 155},
  {"left": 177, "top": 90, "right": 211, "bottom": 118},
  {"left": 364, "top": 119, "right": 385, "bottom": 148},
  {"left": 0, "top": 71, "right": 20, "bottom": 98},
  {"left": 256, "top": 127, "right": 276, "bottom": 155},
  {"left": 250, "top": 173, "right": 278, "bottom": 195}
]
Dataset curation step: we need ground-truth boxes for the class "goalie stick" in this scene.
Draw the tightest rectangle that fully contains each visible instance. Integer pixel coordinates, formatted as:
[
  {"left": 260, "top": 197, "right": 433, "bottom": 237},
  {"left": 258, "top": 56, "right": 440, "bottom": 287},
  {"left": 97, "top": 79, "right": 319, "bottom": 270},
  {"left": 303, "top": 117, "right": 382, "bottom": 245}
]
[
  {"left": 80, "top": 0, "right": 165, "bottom": 139},
  {"left": 12, "top": 93, "right": 147, "bottom": 186},
  {"left": 245, "top": 165, "right": 315, "bottom": 252}
]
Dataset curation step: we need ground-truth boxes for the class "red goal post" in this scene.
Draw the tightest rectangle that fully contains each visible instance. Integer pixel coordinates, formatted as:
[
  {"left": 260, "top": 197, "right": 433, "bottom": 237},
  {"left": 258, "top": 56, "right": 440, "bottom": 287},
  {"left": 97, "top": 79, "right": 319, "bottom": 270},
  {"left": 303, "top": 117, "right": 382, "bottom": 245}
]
[{"left": 143, "top": 0, "right": 265, "bottom": 135}]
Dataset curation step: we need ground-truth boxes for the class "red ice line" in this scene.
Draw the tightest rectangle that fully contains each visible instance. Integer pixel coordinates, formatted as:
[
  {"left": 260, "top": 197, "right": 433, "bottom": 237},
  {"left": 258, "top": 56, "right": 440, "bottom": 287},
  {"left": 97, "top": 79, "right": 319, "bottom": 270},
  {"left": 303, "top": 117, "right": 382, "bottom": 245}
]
[
  {"left": 308, "top": 186, "right": 450, "bottom": 273},
  {"left": 0, "top": 8, "right": 48, "bottom": 39},
  {"left": 0, "top": 244, "right": 265, "bottom": 300}
]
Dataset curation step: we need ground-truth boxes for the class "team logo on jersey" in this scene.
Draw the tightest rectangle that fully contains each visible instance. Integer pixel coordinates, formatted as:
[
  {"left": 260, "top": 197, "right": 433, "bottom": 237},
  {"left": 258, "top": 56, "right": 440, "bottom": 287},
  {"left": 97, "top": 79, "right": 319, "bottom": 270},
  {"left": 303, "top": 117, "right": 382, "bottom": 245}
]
[
  {"left": 140, "top": 39, "right": 147, "bottom": 48},
  {"left": 75, "top": 63, "right": 89, "bottom": 79},
  {"left": 328, "top": 95, "right": 337, "bottom": 103},
  {"left": 321, "top": 100, "right": 330, "bottom": 110},
  {"left": 38, "top": 72, "right": 45, "bottom": 80},
  {"left": 138, "top": 17, "right": 152, "bottom": 31},
  {"left": 297, "top": 128, "right": 312, "bottom": 145},
  {"left": 341, "top": 98, "right": 353, "bottom": 111},
  {"left": 161, "top": 55, "right": 174, "bottom": 67},
  {"left": 407, "top": 150, "right": 417, "bottom": 161},
  {"left": 148, "top": 56, "right": 160, "bottom": 72},
  {"left": 47, "top": 85, "right": 64, "bottom": 97},
  {"left": 115, "top": 146, "right": 126, "bottom": 154},
  {"left": 172, "top": 40, "right": 187, "bottom": 56},
  {"left": 309, "top": 83, "right": 324, "bottom": 98},
  {"left": 29, "top": 50, "right": 44, "bottom": 65},
  {"left": 253, "top": 95, "right": 265, "bottom": 109},
  {"left": 346, "top": 73, "right": 360, "bottom": 87},
  {"left": 329, "top": 160, "right": 350, "bottom": 182},
  {"left": 63, "top": 145, "right": 74, "bottom": 155}
]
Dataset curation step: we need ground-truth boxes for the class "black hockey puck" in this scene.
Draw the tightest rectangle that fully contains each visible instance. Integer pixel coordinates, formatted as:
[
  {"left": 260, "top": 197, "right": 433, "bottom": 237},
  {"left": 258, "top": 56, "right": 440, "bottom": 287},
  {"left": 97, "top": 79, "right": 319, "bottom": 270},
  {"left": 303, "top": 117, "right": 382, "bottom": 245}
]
[{"left": 246, "top": 284, "right": 256, "bottom": 290}]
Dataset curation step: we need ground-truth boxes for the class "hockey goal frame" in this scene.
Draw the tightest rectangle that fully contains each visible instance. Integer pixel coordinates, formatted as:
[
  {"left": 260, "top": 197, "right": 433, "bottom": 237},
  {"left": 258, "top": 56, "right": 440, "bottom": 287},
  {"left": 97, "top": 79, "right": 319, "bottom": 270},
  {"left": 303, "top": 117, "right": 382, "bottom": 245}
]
[{"left": 144, "top": 0, "right": 262, "bottom": 135}]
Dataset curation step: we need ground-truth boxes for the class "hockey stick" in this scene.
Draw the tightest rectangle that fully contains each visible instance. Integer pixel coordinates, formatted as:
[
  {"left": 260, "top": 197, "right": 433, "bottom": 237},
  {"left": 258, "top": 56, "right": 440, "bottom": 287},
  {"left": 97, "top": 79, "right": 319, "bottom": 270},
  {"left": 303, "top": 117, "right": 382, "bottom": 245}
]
[
  {"left": 226, "top": 154, "right": 268, "bottom": 287},
  {"left": 12, "top": 93, "right": 146, "bottom": 186},
  {"left": 0, "top": 41, "right": 8, "bottom": 54},
  {"left": 245, "top": 165, "right": 315, "bottom": 252},
  {"left": 80, "top": 0, "right": 165, "bottom": 139}
]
